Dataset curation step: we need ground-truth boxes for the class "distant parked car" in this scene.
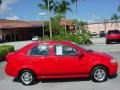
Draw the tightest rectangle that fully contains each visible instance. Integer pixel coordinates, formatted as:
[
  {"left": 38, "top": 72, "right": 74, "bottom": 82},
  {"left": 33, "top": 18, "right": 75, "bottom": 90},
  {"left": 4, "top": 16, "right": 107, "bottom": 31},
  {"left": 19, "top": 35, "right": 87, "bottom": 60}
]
[
  {"left": 92, "top": 32, "right": 98, "bottom": 36},
  {"left": 99, "top": 31, "right": 106, "bottom": 37},
  {"left": 5, "top": 41, "right": 118, "bottom": 85},
  {"left": 32, "top": 36, "right": 39, "bottom": 41},
  {"left": 106, "top": 30, "right": 120, "bottom": 44}
]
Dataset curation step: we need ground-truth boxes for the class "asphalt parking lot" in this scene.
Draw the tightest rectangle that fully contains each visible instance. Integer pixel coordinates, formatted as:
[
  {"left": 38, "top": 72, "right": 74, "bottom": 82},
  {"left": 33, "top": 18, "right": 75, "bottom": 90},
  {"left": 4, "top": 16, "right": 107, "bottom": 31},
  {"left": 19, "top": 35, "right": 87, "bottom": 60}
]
[{"left": 0, "top": 38, "right": 120, "bottom": 90}]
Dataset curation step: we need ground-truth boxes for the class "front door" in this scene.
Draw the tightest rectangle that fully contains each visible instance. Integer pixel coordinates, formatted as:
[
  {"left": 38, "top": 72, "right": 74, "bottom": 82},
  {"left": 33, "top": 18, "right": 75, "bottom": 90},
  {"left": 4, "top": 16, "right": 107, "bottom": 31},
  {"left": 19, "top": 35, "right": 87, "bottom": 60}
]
[{"left": 52, "top": 44, "right": 83, "bottom": 75}]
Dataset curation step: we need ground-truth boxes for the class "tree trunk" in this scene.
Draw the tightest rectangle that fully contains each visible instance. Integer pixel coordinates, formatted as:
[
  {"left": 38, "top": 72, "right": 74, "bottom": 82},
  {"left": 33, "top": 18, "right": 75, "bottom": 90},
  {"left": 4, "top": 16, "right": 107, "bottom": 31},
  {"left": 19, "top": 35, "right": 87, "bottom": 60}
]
[
  {"left": 75, "top": 1, "right": 78, "bottom": 33},
  {"left": 48, "top": 0, "right": 52, "bottom": 38}
]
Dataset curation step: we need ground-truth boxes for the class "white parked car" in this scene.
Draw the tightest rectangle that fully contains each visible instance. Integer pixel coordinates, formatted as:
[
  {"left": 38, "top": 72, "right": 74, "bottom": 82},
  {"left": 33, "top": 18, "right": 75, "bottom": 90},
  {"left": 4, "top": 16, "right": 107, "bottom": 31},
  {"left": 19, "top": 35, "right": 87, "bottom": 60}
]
[{"left": 32, "top": 36, "right": 39, "bottom": 41}]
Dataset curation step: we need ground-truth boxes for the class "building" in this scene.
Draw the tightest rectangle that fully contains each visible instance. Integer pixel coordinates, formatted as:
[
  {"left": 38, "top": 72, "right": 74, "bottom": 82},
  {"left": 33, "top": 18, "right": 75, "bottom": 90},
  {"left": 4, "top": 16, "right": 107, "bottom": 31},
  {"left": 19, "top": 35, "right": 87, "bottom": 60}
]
[
  {"left": 88, "top": 22, "right": 120, "bottom": 34},
  {"left": 60, "top": 20, "right": 120, "bottom": 35},
  {"left": 0, "top": 19, "right": 44, "bottom": 42},
  {"left": 0, "top": 19, "right": 120, "bottom": 42},
  {"left": 0, "top": 19, "right": 75, "bottom": 42}
]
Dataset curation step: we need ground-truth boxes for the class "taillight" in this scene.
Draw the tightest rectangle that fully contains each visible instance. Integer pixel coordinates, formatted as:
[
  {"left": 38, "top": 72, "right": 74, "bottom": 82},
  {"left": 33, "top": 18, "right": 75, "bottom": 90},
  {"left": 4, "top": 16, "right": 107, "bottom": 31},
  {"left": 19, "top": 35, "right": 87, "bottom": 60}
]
[{"left": 6, "top": 52, "right": 15, "bottom": 62}]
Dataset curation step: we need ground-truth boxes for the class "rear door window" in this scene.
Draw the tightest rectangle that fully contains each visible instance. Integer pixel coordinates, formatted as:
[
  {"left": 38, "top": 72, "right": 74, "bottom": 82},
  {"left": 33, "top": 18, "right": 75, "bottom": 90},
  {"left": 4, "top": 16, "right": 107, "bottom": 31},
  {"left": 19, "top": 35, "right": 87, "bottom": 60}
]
[{"left": 29, "top": 44, "right": 49, "bottom": 56}]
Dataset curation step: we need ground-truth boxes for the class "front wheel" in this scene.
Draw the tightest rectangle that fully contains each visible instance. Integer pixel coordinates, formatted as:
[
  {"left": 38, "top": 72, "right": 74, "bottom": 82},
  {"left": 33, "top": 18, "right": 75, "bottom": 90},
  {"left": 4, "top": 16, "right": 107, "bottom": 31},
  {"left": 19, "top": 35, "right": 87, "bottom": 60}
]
[
  {"left": 90, "top": 66, "right": 108, "bottom": 82},
  {"left": 19, "top": 70, "right": 35, "bottom": 85}
]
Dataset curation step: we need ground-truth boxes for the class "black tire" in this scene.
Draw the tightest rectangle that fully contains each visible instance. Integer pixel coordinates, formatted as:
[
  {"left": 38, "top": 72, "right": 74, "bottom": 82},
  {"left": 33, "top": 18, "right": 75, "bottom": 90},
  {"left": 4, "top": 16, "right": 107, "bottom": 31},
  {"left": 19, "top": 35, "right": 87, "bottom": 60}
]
[
  {"left": 90, "top": 66, "right": 108, "bottom": 82},
  {"left": 19, "top": 70, "right": 35, "bottom": 85},
  {"left": 106, "top": 40, "right": 110, "bottom": 44},
  {"left": 117, "top": 41, "right": 119, "bottom": 44}
]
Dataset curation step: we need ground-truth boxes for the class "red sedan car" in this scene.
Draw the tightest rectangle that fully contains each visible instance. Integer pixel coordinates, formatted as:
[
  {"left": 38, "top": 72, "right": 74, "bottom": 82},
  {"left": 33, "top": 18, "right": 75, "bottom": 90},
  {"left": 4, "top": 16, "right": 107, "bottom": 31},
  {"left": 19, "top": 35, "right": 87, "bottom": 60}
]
[
  {"left": 106, "top": 30, "right": 120, "bottom": 44},
  {"left": 5, "top": 41, "right": 118, "bottom": 85}
]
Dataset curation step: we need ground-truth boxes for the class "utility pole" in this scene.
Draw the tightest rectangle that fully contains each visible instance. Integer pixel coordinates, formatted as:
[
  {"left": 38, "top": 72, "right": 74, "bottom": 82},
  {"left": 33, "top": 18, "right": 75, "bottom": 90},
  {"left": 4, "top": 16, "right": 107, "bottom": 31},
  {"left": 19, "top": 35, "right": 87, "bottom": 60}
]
[{"left": 39, "top": 12, "right": 46, "bottom": 37}]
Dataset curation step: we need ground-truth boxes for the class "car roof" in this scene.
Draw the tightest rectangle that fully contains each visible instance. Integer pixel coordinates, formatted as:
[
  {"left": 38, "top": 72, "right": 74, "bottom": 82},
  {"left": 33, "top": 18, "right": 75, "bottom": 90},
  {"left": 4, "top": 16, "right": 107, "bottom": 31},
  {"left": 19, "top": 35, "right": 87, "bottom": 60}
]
[
  {"left": 17, "top": 40, "right": 72, "bottom": 54},
  {"left": 108, "top": 30, "right": 119, "bottom": 32},
  {"left": 32, "top": 40, "right": 72, "bottom": 44}
]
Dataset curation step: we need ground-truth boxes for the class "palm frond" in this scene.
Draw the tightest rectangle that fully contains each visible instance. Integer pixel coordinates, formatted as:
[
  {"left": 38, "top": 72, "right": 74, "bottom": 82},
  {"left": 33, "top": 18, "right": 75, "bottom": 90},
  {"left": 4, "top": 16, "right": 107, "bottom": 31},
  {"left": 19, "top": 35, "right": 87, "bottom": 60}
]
[
  {"left": 111, "top": 14, "right": 120, "bottom": 21},
  {"left": 118, "top": 5, "right": 120, "bottom": 12},
  {"left": 0, "top": 0, "right": 2, "bottom": 4},
  {"left": 38, "top": 0, "right": 55, "bottom": 12},
  {"left": 71, "top": 0, "right": 77, "bottom": 4}
]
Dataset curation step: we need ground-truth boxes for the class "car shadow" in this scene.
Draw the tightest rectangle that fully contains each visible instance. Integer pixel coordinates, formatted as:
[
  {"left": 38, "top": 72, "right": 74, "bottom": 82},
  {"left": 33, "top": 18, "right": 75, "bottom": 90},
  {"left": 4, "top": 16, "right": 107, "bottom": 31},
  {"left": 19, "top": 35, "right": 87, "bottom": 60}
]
[
  {"left": 109, "top": 73, "right": 118, "bottom": 79},
  {"left": 13, "top": 73, "right": 118, "bottom": 85},
  {"left": 13, "top": 77, "right": 91, "bottom": 85},
  {"left": 41, "top": 78, "right": 91, "bottom": 83}
]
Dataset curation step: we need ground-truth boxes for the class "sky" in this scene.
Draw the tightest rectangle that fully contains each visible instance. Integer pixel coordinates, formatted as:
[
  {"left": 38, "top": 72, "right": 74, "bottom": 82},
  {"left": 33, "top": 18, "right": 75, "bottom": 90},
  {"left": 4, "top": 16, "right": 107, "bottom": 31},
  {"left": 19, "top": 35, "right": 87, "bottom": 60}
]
[{"left": 0, "top": 0, "right": 120, "bottom": 23}]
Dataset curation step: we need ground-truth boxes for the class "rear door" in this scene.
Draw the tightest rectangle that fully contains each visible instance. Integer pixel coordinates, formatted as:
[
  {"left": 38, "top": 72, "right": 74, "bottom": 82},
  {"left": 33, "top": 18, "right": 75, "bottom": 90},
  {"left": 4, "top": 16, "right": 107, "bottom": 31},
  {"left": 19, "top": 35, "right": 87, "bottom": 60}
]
[{"left": 27, "top": 43, "right": 58, "bottom": 76}]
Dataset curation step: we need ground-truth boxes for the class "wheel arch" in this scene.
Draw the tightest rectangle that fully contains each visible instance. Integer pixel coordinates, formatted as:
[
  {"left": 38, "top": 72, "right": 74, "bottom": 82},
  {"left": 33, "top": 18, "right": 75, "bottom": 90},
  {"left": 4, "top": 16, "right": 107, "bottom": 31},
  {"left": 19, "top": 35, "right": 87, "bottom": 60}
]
[{"left": 89, "top": 64, "right": 109, "bottom": 76}]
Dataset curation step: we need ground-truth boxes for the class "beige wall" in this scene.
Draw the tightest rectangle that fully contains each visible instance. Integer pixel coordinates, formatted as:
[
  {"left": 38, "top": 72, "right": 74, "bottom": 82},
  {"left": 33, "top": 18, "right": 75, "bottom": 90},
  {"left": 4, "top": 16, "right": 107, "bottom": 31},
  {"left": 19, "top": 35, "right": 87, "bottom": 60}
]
[{"left": 88, "top": 22, "right": 120, "bottom": 34}]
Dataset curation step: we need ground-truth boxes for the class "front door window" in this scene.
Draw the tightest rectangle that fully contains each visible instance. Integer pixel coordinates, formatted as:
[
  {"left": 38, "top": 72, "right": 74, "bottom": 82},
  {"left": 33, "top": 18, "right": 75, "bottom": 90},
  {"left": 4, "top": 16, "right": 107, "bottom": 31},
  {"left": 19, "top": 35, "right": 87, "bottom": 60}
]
[{"left": 54, "top": 44, "right": 78, "bottom": 56}]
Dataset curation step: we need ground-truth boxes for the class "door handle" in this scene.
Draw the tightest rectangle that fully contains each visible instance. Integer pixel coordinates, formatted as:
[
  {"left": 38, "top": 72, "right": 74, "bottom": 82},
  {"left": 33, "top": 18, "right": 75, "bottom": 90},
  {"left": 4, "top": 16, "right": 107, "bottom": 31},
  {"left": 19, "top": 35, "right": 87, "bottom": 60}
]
[
  {"left": 40, "top": 57, "right": 45, "bottom": 59},
  {"left": 55, "top": 59, "right": 60, "bottom": 61}
]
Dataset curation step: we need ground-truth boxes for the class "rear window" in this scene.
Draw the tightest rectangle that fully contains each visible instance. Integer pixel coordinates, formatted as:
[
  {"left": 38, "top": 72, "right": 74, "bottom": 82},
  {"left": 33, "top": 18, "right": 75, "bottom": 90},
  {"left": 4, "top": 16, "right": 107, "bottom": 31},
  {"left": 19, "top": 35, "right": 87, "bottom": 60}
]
[{"left": 108, "top": 30, "right": 120, "bottom": 34}]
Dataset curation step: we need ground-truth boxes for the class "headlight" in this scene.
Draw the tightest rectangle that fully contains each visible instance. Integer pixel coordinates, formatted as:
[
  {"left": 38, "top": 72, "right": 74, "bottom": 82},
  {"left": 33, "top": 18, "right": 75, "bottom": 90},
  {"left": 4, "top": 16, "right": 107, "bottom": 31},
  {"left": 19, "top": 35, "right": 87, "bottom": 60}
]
[{"left": 110, "top": 58, "right": 117, "bottom": 64}]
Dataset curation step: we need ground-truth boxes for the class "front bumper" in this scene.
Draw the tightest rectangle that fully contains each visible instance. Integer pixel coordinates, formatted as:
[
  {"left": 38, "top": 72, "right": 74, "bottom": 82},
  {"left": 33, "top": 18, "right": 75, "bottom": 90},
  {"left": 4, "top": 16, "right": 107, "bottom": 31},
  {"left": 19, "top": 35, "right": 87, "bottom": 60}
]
[{"left": 109, "top": 62, "right": 118, "bottom": 76}]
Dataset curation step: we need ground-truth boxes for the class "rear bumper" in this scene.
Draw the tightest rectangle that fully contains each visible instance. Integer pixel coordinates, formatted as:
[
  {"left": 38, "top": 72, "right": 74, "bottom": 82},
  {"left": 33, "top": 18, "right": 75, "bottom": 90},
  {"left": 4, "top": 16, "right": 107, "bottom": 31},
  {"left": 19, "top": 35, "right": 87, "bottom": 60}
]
[
  {"left": 5, "top": 64, "right": 18, "bottom": 77},
  {"left": 106, "top": 39, "right": 120, "bottom": 42}
]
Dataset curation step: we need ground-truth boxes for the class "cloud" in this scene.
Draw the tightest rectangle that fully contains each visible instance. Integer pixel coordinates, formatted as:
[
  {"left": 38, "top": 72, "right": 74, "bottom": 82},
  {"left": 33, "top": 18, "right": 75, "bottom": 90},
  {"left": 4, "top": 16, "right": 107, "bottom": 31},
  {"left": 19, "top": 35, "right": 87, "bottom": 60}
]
[
  {"left": 87, "top": 20, "right": 95, "bottom": 23},
  {"left": 87, "top": 12, "right": 101, "bottom": 22},
  {"left": 6, "top": 16, "right": 19, "bottom": 20},
  {"left": 91, "top": 14, "right": 100, "bottom": 20},
  {"left": 0, "top": 0, "right": 18, "bottom": 14}
]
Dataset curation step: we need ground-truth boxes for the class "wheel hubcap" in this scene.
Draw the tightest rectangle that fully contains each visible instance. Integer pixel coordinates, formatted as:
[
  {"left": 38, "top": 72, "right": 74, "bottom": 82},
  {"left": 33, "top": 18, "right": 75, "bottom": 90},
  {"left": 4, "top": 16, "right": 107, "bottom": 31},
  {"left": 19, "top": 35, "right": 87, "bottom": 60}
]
[
  {"left": 21, "top": 72, "right": 33, "bottom": 85},
  {"left": 94, "top": 69, "right": 106, "bottom": 81}
]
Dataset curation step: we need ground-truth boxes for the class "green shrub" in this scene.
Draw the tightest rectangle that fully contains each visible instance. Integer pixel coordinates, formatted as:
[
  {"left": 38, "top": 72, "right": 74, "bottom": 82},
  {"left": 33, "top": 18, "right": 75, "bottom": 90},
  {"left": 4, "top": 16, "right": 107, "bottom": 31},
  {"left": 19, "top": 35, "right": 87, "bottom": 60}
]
[
  {"left": 41, "top": 32, "right": 92, "bottom": 44},
  {"left": 51, "top": 34, "right": 81, "bottom": 44},
  {"left": 0, "top": 45, "right": 14, "bottom": 61}
]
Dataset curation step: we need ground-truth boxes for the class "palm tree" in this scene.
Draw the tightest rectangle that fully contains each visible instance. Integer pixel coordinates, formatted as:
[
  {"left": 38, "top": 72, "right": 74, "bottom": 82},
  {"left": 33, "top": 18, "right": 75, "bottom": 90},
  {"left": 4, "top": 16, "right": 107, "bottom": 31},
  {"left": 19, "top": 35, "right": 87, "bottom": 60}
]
[
  {"left": 72, "top": 19, "right": 79, "bottom": 32},
  {"left": 71, "top": 0, "right": 79, "bottom": 32},
  {"left": 118, "top": 5, "right": 120, "bottom": 12},
  {"left": 103, "top": 19, "right": 108, "bottom": 33},
  {"left": 79, "top": 20, "right": 88, "bottom": 30},
  {"left": 38, "top": 0, "right": 55, "bottom": 12},
  {"left": 54, "top": 0, "right": 71, "bottom": 34},
  {"left": 111, "top": 14, "right": 120, "bottom": 29},
  {"left": 38, "top": 0, "right": 55, "bottom": 38}
]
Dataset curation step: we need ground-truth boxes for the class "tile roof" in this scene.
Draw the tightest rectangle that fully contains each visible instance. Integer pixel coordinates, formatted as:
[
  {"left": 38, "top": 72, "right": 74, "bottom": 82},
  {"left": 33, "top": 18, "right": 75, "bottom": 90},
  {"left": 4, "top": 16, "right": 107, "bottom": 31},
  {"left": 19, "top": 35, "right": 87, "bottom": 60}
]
[
  {"left": 60, "top": 19, "right": 73, "bottom": 26},
  {"left": 0, "top": 19, "right": 43, "bottom": 29},
  {"left": 0, "top": 19, "right": 73, "bottom": 29}
]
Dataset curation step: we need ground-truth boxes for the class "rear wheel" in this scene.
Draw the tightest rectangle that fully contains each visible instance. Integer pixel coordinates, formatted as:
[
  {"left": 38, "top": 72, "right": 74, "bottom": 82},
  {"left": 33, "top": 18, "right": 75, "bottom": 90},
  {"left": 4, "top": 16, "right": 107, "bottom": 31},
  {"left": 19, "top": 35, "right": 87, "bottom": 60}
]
[
  {"left": 90, "top": 66, "right": 108, "bottom": 82},
  {"left": 106, "top": 40, "right": 110, "bottom": 44},
  {"left": 19, "top": 70, "right": 35, "bottom": 85}
]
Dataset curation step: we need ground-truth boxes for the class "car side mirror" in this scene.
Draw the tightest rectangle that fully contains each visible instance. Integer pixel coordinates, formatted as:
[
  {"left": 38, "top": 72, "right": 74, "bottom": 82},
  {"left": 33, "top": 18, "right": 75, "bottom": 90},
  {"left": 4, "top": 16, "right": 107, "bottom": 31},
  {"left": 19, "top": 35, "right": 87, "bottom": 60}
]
[{"left": 77, "top": 52, "right": 84, "bottom": 59}]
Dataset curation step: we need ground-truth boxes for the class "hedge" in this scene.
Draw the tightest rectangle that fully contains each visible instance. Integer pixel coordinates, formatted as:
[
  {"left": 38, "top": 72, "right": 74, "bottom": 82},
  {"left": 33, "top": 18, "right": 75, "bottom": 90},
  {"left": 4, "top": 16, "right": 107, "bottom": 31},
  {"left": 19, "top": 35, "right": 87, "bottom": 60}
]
[
  {"left": 0, "top": 45, "right": 14, "bottom": 61},
  {"left": 41, "top": 33, "right": 92, "bottom": 44}
]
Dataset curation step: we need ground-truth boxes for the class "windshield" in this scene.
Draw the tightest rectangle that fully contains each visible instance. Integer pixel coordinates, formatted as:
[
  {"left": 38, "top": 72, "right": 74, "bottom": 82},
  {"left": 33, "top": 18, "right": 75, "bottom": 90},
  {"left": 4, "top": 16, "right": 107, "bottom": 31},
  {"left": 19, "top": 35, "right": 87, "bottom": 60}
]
[{"left": 71, "top": 42, "right": 93, "bottom": 52}]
